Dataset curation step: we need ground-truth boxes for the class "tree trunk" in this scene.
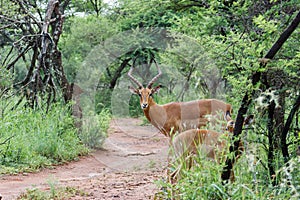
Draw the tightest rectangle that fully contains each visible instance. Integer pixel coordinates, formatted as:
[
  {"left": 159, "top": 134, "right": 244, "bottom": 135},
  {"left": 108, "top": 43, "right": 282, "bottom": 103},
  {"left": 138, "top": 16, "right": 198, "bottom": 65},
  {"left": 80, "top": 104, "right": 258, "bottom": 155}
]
[
  {"left": 267, "top": 101, "right": 276, "bottom": 185},
  {"left": 281, "top": 95, "right": 300, "bottom": 162}
]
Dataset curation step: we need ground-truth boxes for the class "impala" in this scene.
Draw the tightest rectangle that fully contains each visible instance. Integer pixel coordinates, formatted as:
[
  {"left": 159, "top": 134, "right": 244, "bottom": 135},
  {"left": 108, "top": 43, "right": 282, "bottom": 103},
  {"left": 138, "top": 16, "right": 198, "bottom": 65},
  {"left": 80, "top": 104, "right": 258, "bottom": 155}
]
[
  {"left": 170, "top": 114, "right": 254, "bottom": 182},
  {"left": 128, "top": 60, "right": 232, "bottom": 137}
]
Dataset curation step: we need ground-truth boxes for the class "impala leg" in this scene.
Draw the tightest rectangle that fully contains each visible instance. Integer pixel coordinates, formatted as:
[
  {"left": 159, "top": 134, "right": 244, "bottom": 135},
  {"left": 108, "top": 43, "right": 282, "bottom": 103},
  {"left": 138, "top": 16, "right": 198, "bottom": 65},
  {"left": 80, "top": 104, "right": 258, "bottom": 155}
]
[{"left": 167, "top": 138, "right": 176, "bottom": 184}]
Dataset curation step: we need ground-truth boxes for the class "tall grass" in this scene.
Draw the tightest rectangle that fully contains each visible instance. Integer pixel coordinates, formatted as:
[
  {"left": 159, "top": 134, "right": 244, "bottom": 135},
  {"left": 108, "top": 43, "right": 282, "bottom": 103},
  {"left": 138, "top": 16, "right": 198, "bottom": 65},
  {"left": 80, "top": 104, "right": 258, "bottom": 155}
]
[
  {"left": 0, "top": 97, "right": 89, "bottom": 174},
  {"left": 156, "top": 138, "right": 300, "bottom": 199}
]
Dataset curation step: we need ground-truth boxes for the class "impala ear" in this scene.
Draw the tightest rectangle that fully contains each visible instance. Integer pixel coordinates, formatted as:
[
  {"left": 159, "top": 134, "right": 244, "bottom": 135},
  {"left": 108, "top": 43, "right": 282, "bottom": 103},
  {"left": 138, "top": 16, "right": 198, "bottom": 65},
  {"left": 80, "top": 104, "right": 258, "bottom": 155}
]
[
  {"left": 128, "top": 86, "right": 139, "bottom": 94},
  {"left": 151, "top": 85, "right": 162, "bottom": 94},
  {"left": 224, "top": 110, "right": 232, "bottom": 122}
]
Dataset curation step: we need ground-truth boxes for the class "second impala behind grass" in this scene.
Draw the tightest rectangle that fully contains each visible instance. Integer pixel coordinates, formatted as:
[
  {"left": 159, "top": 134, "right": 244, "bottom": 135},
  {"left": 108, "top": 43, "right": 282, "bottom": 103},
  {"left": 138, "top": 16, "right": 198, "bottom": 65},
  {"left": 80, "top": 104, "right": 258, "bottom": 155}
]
[
  {"left": 170, "top": 114, "right": 254, "bottom": 183},
  {"left": 128, "top": 59, "right": 232, "bottom": 137}
]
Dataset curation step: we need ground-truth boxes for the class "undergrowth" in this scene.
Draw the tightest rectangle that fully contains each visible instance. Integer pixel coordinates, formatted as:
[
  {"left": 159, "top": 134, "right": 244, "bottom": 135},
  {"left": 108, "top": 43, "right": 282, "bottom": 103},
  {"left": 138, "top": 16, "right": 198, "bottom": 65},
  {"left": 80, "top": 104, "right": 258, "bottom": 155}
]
[
  {"left": 156, "top": 139, "right": 300, "bottom": 200},
  {"left": 79, "top": 108, "right": 111, "bottom": 149},
  {"left": 0, "top": 97, "right": 89, "bottom": 174},
  {"left": 17, "top": 184, "right": 89, "bottom": 200}
]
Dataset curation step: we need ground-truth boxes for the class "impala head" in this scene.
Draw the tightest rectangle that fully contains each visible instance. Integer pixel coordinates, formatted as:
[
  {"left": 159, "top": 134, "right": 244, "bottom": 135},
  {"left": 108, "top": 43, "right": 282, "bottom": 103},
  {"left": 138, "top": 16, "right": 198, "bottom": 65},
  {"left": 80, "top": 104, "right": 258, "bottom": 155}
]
[
  {"left": 128, "top": 59, "right": 162, "bottom": 110},
  {"left": 225, "top": 111, "right": 235, "bottom": 132},
  {"left": 225, "top": 112, "right": 254, "bottom": 132}
]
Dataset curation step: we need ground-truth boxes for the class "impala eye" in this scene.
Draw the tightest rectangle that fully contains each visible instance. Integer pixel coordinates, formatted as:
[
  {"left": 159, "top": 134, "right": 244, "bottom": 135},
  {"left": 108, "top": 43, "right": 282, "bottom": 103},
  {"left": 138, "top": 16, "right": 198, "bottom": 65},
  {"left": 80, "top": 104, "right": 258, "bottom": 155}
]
[
  {"left": 138, "top": 93, "right": 141, "bottom": 97},
  {"left": 149, "top": 93, "right": 153, "bottom": 97}
]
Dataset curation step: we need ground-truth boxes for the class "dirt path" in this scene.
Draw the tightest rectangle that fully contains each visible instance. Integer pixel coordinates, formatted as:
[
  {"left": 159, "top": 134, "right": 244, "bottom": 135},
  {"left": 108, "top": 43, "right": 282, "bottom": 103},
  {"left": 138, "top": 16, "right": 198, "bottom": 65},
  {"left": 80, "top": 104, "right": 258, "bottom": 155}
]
[{"left": 0, "top": 118, "right": 169, "bottom": 199}]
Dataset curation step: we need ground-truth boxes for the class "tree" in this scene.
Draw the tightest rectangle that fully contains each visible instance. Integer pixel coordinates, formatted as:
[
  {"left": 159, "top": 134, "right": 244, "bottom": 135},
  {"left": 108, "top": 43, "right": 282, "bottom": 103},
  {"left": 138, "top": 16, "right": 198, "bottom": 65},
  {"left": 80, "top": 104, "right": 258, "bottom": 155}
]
[
  {"left": 0, "top": 0, "right": 72, "bottom": 109},
  {"left": 221, "top": 10, "right": 300, "bottom": 183}
]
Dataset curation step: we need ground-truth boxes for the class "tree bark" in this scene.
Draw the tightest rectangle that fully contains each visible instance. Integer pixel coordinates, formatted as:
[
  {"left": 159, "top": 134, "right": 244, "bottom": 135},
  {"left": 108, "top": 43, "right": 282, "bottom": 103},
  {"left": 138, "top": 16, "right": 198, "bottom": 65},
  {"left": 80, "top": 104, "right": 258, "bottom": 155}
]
[
  {"left": 267, "top": 101, "right": 276, "bottom": 185},
  {"left": 109, "top": 58, "right": 131, "bottom": 89},
  {"left": 281, "top": 95, "right": 300, "bottom": 162}
]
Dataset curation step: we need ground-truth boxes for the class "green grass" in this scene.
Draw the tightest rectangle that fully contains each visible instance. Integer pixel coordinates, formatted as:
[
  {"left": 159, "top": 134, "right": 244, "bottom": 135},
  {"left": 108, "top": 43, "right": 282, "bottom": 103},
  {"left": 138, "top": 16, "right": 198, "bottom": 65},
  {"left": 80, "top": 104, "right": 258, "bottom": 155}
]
[
  {"left": 0, "top": 98, "right": 89, "bottom": 174},
  {"left": 156, "top": 144, "right": 300, "bottom": 200},
  {"left": 79, "top": 108, "right": 112, "bottom": 149},
  {"left": 17, "top": 185, "right": 89, "bottom": 200}
]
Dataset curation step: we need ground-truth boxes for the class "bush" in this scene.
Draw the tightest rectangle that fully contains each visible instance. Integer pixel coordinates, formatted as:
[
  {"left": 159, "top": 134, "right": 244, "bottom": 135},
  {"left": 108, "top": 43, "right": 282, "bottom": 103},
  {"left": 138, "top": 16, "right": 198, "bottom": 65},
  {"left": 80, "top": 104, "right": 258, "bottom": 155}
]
[
  {"left": 0, "top": 98, "right": 88, "bottom": 174},
  {"left": 157, "top": 147, "right": 300, "bottom": 200},
  {"left": 79, "top": 109, "right": 111, "bottom": 149}
]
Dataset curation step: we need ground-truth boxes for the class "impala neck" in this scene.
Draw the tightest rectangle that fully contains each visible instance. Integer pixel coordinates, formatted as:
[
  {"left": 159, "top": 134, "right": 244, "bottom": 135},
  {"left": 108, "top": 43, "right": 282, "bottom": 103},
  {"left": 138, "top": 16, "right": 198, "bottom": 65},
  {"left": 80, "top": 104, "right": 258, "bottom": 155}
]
[
  {"left": 142, "top": 100, "right": 158, "bottom": 122},
  {"left": 143, "top": 102, "right": 170, "bottom": 136}
]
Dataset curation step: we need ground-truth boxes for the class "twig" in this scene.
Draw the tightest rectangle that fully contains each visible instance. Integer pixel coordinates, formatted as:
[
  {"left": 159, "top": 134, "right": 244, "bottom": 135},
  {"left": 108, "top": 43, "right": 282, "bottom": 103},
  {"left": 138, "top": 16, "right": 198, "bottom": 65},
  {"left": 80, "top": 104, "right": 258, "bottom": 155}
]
[{"left": 0, "top": 135, "right": 15, "bottom": 146}]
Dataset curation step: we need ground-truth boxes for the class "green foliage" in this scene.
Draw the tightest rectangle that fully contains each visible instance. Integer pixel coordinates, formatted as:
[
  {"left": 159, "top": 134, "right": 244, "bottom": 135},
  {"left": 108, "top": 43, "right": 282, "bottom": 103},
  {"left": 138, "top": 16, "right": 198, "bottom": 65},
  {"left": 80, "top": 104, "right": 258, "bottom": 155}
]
[
  {"left": 56, "top": 1, "right": 300, "bottom": 199},
  {"left": 0, "top": 98, "right": 88, "bottom": 174},
  {"left": 79, "top": 108, "right": 111, "bottom": 149},
  {"left": 95, "top": 89, "right": 113, "bottom": 113},
  {"left": 2, "top": 0, "right": 296, "bottom": 197},
  {"left": 59, "top": 15, "right": 118, "bottom": 82},
  {"left": 253, "top": 15, "right": 278, "bottom": 35},
  {"left": 114, "top": 0, "right": 175, "bottom": 30},
  {"left": 159, "top": 144, "right": 300, "bottom": 199},
  {"left": 0, "top": 66, "right": 13, "bottom": 90},
  {"left": 18, "top": 185, "right": 88, "bottom": 200},
  {"left": 129, "top": 93, "right": 143, "bottom": 117}
]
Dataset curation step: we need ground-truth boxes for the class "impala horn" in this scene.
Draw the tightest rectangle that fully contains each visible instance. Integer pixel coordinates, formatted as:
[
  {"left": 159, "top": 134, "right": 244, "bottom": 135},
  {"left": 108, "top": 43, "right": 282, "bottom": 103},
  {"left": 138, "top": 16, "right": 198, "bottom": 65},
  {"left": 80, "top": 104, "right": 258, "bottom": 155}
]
[
  {"left": 147, "top": 59, "right": 162, "bottom": 89},
  {"left": 128, "top": 57, "right": 143, "bottom": 88}
]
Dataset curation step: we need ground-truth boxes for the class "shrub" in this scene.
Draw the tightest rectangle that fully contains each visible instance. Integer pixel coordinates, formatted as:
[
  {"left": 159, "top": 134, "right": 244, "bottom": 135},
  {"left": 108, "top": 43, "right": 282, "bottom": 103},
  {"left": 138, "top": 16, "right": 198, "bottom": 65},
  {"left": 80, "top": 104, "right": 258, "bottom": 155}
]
[
  {"left": 0, "top": 98, "right": 88, "bottom": 174},
  {"left": 157, "top": 146, "right": 300, "bottom": 200},
  {"left": 79, "top": 108, "right": 111, "bottom": 149}
]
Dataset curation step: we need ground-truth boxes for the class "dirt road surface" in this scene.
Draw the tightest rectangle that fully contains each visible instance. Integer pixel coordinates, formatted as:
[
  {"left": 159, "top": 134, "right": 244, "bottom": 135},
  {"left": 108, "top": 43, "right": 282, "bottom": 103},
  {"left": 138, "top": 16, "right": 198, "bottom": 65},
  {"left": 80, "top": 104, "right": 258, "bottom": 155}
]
[{"left": 0, "top": 118, "right": 169, "bottom": 199}]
